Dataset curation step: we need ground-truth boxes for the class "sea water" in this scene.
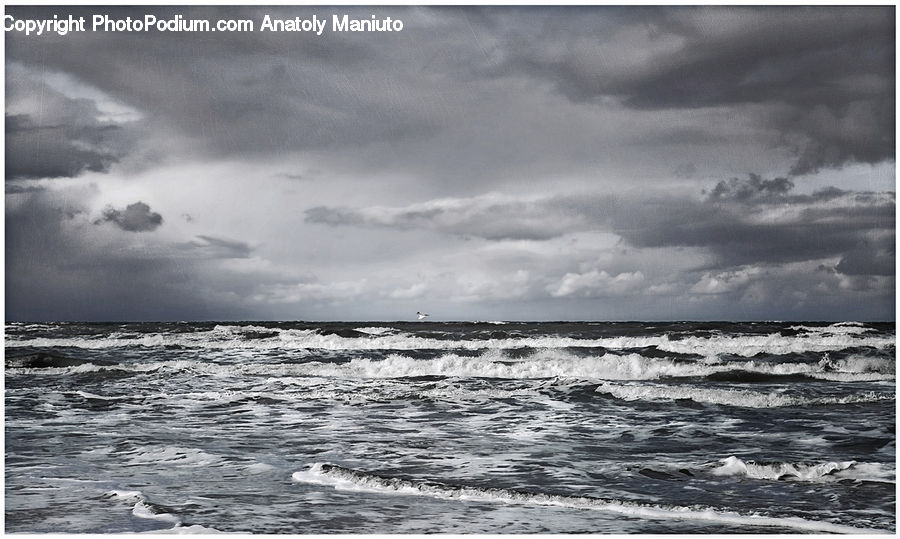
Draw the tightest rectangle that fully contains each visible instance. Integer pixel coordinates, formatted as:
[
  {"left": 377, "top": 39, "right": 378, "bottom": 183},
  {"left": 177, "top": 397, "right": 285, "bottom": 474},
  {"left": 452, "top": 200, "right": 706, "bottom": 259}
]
[{"left": 5, "top": 321, "right": 895, "bottom": 533}]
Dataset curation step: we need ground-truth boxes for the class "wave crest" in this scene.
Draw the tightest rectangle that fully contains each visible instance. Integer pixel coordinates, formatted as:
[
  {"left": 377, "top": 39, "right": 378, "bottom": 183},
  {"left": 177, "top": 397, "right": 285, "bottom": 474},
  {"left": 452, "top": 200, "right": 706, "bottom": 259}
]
[
  {"left": 292, "top": 463, "right": 886, "bottom": 534},
  {"left": 711, "top": 456, "right": 894, "bottom": 483},
  {"left": 596, "top": 382, "right": 895, "bottom": 408},
  {"left": 7, "top": 322, "right": 893, "bottom": 358}
]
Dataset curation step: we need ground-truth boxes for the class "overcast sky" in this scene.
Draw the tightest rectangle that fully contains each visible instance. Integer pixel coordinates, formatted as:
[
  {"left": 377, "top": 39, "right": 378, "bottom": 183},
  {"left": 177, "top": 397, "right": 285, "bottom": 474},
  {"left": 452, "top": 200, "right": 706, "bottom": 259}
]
[{"left": 5, "top": 5, "right": 895, "bottom": 321}]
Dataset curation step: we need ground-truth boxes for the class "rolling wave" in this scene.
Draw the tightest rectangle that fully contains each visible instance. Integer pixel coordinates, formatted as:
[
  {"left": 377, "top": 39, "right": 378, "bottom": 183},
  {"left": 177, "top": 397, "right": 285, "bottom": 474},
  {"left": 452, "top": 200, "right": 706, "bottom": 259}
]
[
  {"left": 710, "top": 456, "right": 894, "bottom": 483},
  {"left": 596, "top": 382, "right": 895, "bottom": 408},
  {"left": 6, "top": 323, "right": 893, "bottom": 358},
  {"left": 292, "top": 463, "right": 887, "bottom": 534},
  {"left": 8, "top": 348, "right": 894, "bottom": 384},
  {"left": 103, "top": 489, "right": 218, "bottom": 533}
]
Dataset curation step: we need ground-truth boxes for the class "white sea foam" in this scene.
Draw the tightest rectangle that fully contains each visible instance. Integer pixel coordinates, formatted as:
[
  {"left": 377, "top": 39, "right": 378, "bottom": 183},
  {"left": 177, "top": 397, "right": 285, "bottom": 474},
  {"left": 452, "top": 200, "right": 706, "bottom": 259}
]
[
  {"left": 143, "top": 524, "right": 222, "bottom": 534},
  {"left": 790, "top": 322, "right": 873, "bottom": 335},
  {"left": 292, "top": 463, "right": 887, "bottom": 534},
  {"left": 133, "top": 501, "right": 180, "bottom": 523},
  {"left": 355, "top": 327, "right": 397, "bottom": 335},
  {"left": 74, "top": 390, "right": 130, "bottom": 400},
  {"left": 105, "top": 489, "right": 218, "bottom": 533},
  {"left": 655, "top": 331, "right": 894, "bottom": 358},
  {"left": 596, "top": 382, "right": 895, "bottom": 408},
  {"left": 9, "top": 347, "right": 895, "bottom": 383},
  {"left": 7, "top": 322, "right": 893, "bottom": 357},
  {"left": 711, "top": 456, "right": 894, "bottom": 483}
]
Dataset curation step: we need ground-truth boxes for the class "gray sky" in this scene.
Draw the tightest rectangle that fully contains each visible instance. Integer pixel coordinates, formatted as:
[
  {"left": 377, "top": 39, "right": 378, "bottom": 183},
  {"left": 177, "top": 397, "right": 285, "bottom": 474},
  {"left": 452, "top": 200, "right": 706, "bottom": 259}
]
[{"left": 5, "top": 5, "right": 895, "bottom": 321}]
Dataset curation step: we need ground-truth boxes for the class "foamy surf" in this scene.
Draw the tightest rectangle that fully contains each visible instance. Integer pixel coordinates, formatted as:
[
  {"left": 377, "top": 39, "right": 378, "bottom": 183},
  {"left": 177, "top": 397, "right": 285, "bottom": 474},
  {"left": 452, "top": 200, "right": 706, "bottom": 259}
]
[
  {"left": 292, "top": 463, "right": 888, "bottom": 534},
  {"left": 596, "top": 382, "right": 895, "bottom": 408},
  {"left": 8, "top": 322, "right": 893, "bottom": 358},
  {"left": 8, "top": 321, "right": 893, "bottom": 533},
  {"left": 710, "top": 456, "right": 894, "bottom": 483},
  {"left": 11, "top": 348, "right": 893, "bottom": 384},
  {"left": 104, "top": 490, "right": 220, "bottom": 533}
]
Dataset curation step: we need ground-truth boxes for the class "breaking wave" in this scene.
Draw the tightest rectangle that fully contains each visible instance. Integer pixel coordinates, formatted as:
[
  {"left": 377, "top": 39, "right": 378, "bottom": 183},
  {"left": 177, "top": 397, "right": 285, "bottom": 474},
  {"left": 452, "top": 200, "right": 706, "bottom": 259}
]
[
  {"left": 103, "top": 489, "right": 218, "bottom": 534},
  {"left": 8, "top": 348, "right": 894, "bottom": 384},
  {"left": 596, "top": 382, "right": 895, "bottom": 408},
  {"left": 711, "top": 456, "right": 895, "bottom": 483},
  {"left": 7, "top": 322, "right": 893, "bottom": 358},
  {"left": 292, "top": 463, "right": 887, "bottom": 534}
]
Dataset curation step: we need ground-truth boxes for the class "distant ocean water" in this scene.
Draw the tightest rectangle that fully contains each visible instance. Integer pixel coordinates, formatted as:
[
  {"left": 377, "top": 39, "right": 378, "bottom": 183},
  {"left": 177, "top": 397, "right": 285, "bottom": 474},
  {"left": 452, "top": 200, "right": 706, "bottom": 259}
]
[{"left": 5, "top": 320, "right": 895, "bottom": 534}]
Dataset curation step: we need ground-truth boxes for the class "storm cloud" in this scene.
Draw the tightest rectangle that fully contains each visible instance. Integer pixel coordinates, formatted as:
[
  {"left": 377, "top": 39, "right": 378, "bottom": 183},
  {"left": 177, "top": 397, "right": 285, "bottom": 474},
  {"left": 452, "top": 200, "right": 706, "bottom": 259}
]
[
  {"left": 4, "top": 5, "right": 894, "bottom": 321},
  {"left": 306, "top": 175, "right": 894, "bottom": 277},
  {"left": 495, "top": 6, "right": 894, "bottom": 175},
  {"left": 97, "top": 201, "right": 163, "bottom": 232}
]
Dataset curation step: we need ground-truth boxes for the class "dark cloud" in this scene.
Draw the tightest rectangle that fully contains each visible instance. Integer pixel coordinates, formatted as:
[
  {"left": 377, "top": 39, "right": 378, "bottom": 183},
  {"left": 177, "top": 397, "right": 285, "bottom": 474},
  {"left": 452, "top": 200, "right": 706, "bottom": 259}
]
[
  {"left": 706, "top": 174, "right": 794, "bottom": 202},
  {"left": 5, "top": 5, "right": 438, "bottom": 161},
  {"left": 5, "top": 110, "right": 127, "bottom": 180},
  {"left": 5, "top": 188, "right": 269, "bottom": 321},
  {"left": 97, "top": 202, "right": 163, "bottom": 232},
  {"left": 494, "top": 6, "right": 894, "bottom": 175},
  {"left": 307, "top": 176, "right": 894, "bottom": 278},
  {"left": 7, "top": 6, "right": 891, "bottom": 182},
  {"left": 835, "top": 237, "right": 895, "bottom": 277},
  {"left": 5, "top": 181, "right": 46, "bottom": 194},
  {"left": 603, "top": 177, "right": 895, "bottom": 273},
  {"left": 4, "top": 6, "right": 894, "bottom": 321},
  {"left": 5, "top": 59, "right": 139, "bottom": 179}
]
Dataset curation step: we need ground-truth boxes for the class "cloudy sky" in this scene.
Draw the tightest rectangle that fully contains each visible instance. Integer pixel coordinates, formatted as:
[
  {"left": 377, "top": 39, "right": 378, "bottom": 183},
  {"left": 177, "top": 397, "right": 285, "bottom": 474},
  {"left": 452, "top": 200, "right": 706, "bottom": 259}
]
[{"left": 5, "top": 5, "right": 895, "bottom": 321}]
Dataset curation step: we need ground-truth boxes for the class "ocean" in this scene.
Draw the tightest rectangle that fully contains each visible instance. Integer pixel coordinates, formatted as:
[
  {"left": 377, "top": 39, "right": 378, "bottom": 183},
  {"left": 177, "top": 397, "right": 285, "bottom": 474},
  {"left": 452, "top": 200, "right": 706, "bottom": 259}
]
[{"left": 4, "top": 320, "right": 895, "bottom": 534}]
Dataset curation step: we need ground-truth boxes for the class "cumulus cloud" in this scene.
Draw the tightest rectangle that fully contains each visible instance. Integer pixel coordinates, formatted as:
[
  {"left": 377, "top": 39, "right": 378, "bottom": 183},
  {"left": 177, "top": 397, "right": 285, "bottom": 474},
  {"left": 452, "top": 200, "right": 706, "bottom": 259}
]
[
  {"left": 97, "top": 202, "right": 163, "bottom": 232},
  {"left": 548, "top": 269, "right": 645, "bottom": 298},
  {"left": 691, "top": 267, "right": 765, "bottom": 295}
]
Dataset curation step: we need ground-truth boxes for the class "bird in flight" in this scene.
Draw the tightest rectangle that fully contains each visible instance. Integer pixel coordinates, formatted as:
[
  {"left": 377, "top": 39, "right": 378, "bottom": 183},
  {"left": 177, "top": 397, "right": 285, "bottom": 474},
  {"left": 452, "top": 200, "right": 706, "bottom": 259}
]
[{"left": 417, "top": 311, "right": 429, "bottom": 320}]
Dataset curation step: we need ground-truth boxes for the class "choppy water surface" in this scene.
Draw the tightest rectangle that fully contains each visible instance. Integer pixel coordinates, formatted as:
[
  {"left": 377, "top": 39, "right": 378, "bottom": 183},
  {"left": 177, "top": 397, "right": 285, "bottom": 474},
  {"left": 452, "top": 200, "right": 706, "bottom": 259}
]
[{"left": 5, "top": 321, "right": 895, "bottom": 533}]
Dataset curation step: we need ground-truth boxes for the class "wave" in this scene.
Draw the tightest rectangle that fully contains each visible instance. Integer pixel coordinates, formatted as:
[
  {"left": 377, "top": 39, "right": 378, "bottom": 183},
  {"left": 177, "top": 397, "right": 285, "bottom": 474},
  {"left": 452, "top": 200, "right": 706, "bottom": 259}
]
[
  {"left": 291, "top": 463, "right": 886, "bottom": 534},
  {"left": 104, "top": 490, "right": 219, "bottom": 534},
  {"left": 8, "top": 348, "right": 894, "bottom": 383},
  {"left": 6, "top": 322, "right": 893, "bottom": 358},
  {"left": 789, "top": 322, "right": 874, "bottom": 336},
  {"left": 5, "top": 351, "right": 94, "bottom": 369},
  {"left": 354, "top": 327, "right": 399, "bottom": 336},
  {"left": 711, "top": 456, "right": 895, "bottom": 483},
  {"left": 596, "top": 382, "right": 896, "bottom": 408}
]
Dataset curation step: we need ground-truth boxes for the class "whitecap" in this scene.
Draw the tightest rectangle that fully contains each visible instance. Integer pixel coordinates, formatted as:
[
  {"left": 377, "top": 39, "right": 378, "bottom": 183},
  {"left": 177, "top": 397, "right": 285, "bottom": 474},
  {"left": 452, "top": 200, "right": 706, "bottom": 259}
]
[
  {"left": 595, "top": 382, "right": 895, "bottom": 408},
  {"left": 292, "top": 463, "right": 888, "bottom": 534},
  {"left": 8, "top": 322, "right": 893, "bottom": 357},
  {"left": 711, "top": 456, "right": 894, "bottom": 483}
]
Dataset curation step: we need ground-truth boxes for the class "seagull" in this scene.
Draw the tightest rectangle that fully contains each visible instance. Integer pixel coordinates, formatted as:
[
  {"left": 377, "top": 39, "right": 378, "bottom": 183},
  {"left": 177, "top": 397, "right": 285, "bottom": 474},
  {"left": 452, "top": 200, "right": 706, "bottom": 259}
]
[{"left": 416, "top": 311, "right": 429, "bottom": 320}]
